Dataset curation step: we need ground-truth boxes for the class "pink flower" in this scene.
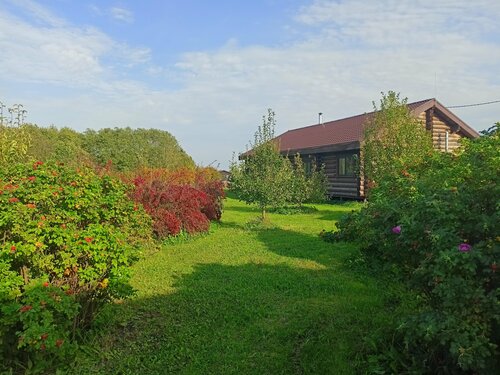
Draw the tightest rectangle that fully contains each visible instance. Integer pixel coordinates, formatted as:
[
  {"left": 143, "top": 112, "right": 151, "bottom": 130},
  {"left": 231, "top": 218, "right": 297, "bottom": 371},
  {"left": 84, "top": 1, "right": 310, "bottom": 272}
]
[
  {"left": 392, "top": 225, "right": 402, "bottom": 234},
  {"left": 458, "top": 243, "right": 472, "bottom": 252}
]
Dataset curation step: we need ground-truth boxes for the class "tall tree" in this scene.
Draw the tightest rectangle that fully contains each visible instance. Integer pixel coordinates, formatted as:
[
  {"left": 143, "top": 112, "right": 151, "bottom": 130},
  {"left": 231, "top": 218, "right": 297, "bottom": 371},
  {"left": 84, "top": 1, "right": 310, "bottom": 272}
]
[{"left": 82, "top": 127, "right": 194, "bottom": 172}]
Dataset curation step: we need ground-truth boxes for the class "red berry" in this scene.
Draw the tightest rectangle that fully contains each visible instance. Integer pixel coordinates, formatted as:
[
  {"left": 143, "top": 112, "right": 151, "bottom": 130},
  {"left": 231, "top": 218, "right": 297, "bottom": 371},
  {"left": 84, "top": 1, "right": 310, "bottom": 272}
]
[
  {"left": 10, "top": 245, "right": 16, "bottom": 252},
  {"left": 43, "top": 282, "right": 49, "bottom": 287},
  {"left": 55, "top": 339, "right": 64, "bottom": 348},
  {"left": 41, "top": 333, "right": 48, "bottom": 340}
]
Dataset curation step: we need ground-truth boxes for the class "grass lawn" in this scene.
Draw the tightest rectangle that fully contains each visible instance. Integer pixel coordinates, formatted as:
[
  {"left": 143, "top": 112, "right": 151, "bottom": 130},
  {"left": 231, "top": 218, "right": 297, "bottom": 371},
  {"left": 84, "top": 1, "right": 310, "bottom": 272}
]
[{"left": 71, "top": 197, "right": 402, "bottom": 374}]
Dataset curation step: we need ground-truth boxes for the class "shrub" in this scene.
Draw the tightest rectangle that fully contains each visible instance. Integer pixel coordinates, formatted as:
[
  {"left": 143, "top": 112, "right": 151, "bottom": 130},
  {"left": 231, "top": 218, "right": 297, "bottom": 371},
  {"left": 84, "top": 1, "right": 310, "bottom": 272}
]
[
  {"left": 0, "top": 161, "right": 151, "bottom": 372},
  {"left": 289, "top": 153, "right": 328, "bottom": 206},
  {"left": 131, "top": 171, "right": 224, "bottom": 239},
  {"left": 330, "top": 128, "right": 500, "bottom": 373}
]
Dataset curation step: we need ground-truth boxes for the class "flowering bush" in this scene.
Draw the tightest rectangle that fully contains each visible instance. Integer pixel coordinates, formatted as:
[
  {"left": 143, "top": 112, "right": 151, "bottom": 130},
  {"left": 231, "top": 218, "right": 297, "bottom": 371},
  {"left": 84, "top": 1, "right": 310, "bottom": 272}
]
[
  {"left": 0, "top": 161, "right": 151, "bottom": 372},
  {"left": 130, "top": 167, "right": 224, "bottom": 239},
  {"left": 329, "top": 126, "right": 500, "bottom": 373}
]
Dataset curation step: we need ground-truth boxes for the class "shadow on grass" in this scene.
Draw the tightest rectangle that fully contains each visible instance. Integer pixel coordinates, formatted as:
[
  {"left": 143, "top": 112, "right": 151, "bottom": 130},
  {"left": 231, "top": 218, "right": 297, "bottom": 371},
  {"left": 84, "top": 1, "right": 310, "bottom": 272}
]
[
  {"left": 316, "top": 210, "right": 350, "bottom": 222},
  {"left": 219, "top": 216, "right": 353, "bottom": 267},
  {"left": 73, "top": 262, "right": 387, "bottom": 375},
  {"left": 223, "top": 204, "right": 261, "bottom": 213},
  {"left": 256, "top": 227, "right": 353, "bottom": 267}
]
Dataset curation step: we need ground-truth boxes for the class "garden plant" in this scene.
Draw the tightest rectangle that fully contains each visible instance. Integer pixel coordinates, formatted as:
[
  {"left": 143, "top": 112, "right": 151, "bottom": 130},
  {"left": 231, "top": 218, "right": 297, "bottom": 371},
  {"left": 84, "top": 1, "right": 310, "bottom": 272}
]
[
  {"left": 327, "top": 94, "right": 500, "bottom": 373},
  {"left": 0, "top": 161, "right": 152, "bottom": 372}
]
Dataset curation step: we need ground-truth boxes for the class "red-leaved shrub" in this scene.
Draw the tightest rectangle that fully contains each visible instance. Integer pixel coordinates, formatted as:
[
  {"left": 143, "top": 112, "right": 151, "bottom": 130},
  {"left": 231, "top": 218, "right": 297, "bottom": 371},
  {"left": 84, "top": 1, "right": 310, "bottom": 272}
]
[{"left": 126, "top": 166, "right": 224, "bottom": 238}]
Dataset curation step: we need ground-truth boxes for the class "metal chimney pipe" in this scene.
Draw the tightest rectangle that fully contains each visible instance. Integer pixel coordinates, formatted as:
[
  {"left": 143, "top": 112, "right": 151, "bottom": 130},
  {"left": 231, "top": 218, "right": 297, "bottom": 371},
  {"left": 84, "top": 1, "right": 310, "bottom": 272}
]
[{"left": 318, "top": 112, "right": 323, "bottom": 125}]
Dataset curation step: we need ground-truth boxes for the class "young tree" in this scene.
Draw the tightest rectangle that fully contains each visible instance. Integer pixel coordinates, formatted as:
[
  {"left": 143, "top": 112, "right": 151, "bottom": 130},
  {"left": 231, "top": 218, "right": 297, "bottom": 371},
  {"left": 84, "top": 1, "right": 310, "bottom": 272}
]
[
  {"left": 290, "top": 154, "right": 327, "bottom": 206},
  {"left": 230, "top": 109, "right": 293, "bottom": 219},
  {"left": 362, "top": 91, "right": 433, "bottom": 185}
]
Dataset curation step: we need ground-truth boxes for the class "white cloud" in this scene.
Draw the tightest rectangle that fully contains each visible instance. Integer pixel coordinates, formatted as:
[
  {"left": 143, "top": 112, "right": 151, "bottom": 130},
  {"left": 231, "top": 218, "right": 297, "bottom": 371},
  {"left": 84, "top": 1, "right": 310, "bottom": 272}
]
[
  {"left": 0, "top": 5, "right": 149, "bottom": 89},
  {"left": 110, "top": 7, "right": 134, "bottom": 23},
  {"left": 1, "top": 0, "right": 499, "bottom": 168}
]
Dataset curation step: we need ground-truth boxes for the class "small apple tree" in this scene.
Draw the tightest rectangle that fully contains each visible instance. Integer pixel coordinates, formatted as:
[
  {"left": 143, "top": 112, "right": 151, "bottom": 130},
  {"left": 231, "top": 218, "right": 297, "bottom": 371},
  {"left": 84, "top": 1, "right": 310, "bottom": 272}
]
[{"left": 230, "top": 109, "right": 293, "bottom": 219}]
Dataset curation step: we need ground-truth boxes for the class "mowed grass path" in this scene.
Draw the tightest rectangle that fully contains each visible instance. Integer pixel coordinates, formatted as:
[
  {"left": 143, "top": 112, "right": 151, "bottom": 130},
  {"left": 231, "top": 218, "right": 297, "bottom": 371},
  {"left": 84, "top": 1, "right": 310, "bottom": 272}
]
[{"left": 73, "top": 198, "right": 393, "bottom": 374}]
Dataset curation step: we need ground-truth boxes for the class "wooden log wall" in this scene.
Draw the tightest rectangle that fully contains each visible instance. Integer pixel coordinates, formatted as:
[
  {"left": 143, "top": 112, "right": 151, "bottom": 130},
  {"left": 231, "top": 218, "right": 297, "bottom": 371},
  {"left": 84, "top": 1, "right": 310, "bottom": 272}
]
[
  {"left": 320, "top": 153, "right": 359, "bottom": 199},
  {"left": 418, "top": 109, "right": 463, "bottom": 152}
]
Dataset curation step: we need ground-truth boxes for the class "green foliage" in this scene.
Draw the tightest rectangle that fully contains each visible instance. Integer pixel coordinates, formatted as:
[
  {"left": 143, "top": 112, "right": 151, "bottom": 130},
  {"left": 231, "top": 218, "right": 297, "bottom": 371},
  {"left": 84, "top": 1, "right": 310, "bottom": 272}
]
[
  {"left": 480, "top": 122, "right": 500, "bottom": 137},
  {"left": 231, "top": 110, "right": 327, "bottom": 218},
  {"left": 0, "top": 161, "right": 152, "bottom": 372},
  {"left": 0, "top": 123, "right": 32, "bottom": 167},
  {"left": 82, "top": 127, "right": 194, "bottom": 172},
  {"left": 290, "top": 154, "right": 328, "bottom": 206},
  {"left": 230, "top": 109, "right": 293, "bottom": 218},
  {"left": 362, "top": 91, "right": 433, "bottom": 186},
  {"left": 290, "top": 153, "right": 309, "bottom": 206},
  {"left": 24, "top": 124, "right": 91, "bottom": 167},
  {"left": 330, "top": 126, "right": 500, "bottom": 373},
  {"left": 11, "top": 124, "right": 195, "bottom": 172}
]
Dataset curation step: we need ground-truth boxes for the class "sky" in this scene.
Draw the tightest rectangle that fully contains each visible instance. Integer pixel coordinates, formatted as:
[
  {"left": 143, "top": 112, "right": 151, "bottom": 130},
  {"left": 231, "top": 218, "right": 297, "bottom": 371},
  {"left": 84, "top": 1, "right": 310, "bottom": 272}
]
[{"left": 1, "top": 0, "right": 499, "bottom": 169}]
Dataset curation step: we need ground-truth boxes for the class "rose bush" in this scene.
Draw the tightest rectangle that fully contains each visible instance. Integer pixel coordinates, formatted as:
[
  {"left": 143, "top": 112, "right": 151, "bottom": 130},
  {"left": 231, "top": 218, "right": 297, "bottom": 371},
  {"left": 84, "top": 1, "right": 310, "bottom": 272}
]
[
  {"left": 0, "top": 161, "right": 151, "bottom": 372},
  {"left": 328, "top": 125, "right": 500, "bottom": 373}
]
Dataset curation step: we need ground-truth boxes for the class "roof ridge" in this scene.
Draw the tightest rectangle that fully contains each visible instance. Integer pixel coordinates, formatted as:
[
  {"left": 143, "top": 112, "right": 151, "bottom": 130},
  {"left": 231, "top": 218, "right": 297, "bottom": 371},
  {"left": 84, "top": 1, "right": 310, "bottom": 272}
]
[{"left": 280, "top": 111, "right": 373, "bottom": 135}]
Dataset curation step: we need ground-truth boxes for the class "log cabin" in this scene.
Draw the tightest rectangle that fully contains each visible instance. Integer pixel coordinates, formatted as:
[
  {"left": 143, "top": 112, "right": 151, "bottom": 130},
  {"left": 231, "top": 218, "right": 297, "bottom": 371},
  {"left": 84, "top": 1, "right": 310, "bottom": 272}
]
[{"left": 245, "top": 98, "right": 480, "bottom": 200}]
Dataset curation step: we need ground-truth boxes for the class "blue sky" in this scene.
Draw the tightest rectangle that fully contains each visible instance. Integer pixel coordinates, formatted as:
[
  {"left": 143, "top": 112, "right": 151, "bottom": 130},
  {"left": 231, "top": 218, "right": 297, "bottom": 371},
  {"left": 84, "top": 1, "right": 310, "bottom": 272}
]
[{"left": 1, "top": 0, "right": 499, "bottom": 168}]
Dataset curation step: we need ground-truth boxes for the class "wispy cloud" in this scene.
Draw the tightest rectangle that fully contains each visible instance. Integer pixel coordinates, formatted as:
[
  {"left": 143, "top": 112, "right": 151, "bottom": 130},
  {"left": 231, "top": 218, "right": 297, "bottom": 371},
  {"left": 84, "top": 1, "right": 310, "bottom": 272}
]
[
  {"left": 110, "top": 7, "right": 134, "bottom": 23},
  {"left": 6, "top": 0, "right": 67, "bottom": 27},
  {"left": 0, "top": 4, "right": 148, "bottom": 89}
]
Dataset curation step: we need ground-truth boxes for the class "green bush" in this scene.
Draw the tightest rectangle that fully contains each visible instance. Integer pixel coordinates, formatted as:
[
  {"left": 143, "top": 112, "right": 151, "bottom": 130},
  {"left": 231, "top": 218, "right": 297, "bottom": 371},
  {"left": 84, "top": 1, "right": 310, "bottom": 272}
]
[
  {"left": 330, "top": 127, "right": 500, "bottom": 373},
  {"left": 0, "top": 161, "right": 151, "bottom": 372},
  {"left": 290, "top": 153, "right": 327, "bottom": 206}
]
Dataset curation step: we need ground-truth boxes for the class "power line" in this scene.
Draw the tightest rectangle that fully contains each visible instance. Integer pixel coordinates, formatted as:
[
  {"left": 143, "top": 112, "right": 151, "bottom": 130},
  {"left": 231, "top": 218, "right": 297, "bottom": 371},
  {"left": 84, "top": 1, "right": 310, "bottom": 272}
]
[{"left": 448, "top": 99, "right": 500, "bottom": 108}]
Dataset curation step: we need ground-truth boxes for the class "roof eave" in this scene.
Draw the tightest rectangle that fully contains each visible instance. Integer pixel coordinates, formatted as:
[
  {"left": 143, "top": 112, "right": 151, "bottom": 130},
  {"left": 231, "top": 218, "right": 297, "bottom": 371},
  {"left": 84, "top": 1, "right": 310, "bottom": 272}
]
[
  {"left": 409, "top": 98, "right": 480, "bottom": 138},
  {"left": 279, "top": 141, "right": 360, "bottom": 155}
]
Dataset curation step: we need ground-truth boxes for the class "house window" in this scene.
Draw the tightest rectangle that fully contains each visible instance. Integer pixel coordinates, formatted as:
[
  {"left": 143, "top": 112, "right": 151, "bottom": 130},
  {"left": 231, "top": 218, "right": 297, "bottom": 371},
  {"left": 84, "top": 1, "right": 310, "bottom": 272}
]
[{"left": 338, "top": 154, "right": 356, "bottom": 176}]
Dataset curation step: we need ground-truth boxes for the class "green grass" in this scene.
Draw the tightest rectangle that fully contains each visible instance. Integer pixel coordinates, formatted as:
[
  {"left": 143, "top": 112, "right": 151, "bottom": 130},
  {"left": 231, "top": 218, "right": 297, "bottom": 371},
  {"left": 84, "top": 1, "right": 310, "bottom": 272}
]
[{"left": 71, "top": 198, "right": 402, "bottom": 374}]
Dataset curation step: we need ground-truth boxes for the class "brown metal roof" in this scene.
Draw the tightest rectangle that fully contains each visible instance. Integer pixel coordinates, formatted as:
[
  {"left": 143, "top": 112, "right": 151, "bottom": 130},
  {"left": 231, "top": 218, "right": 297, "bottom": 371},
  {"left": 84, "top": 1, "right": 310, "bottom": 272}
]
[{"left": 273, "top": 98, "right": 479, "bottom": 155}]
